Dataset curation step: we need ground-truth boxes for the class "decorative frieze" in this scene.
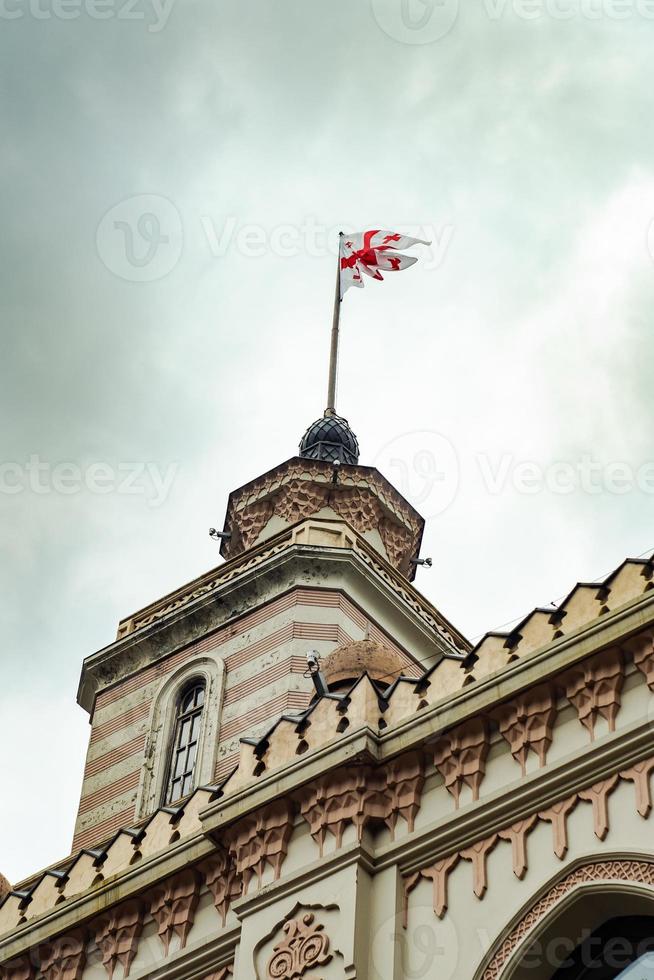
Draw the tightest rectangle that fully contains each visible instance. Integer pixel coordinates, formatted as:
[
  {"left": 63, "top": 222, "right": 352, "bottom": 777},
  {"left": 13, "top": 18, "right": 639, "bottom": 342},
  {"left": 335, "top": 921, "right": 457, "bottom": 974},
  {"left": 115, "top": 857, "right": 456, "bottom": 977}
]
[
  {"left": 404, "top": 755, "right": 654, "bottom": 922},
  {"left": 297, "top": 752, "right": 424, "bottom": 855}
]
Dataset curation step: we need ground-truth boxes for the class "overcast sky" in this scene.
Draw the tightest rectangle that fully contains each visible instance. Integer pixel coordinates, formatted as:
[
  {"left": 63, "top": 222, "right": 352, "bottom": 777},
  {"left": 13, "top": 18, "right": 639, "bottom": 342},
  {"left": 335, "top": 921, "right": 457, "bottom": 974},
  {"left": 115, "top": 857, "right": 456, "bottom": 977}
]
[{"left": 2, "top": 0, "right": 654, "bottom": 885}]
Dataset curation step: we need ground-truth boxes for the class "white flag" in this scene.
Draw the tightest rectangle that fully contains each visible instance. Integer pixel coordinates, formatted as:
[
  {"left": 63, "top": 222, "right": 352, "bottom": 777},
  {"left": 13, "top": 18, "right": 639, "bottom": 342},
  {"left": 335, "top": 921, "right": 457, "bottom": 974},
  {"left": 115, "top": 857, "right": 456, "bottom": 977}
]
[{"left": 340, "top": 229, "right": 430, "bottom": 295}]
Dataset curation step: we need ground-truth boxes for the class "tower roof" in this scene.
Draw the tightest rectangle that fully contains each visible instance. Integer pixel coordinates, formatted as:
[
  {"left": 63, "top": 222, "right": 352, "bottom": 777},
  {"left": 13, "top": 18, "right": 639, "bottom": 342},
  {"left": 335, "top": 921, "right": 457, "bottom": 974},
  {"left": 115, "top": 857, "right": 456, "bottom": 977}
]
[{"left": 299, "top": 412, "right": 359, "bottom": 466}]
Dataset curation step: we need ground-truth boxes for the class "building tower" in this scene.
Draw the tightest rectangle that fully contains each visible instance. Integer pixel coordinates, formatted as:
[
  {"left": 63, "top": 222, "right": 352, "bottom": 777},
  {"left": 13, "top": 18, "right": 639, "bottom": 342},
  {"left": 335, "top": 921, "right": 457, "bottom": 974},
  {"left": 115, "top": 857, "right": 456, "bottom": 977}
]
[{"left": 2, "top": 413, "right": 654, "bottom": 979}]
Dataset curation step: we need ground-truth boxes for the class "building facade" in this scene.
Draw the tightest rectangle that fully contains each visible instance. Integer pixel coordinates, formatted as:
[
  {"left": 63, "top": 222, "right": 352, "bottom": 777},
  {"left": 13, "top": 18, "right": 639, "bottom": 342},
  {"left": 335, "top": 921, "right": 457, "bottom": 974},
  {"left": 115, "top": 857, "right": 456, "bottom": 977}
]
[{"left": 2, "top": 413, "right": 654, "bottom": 979}]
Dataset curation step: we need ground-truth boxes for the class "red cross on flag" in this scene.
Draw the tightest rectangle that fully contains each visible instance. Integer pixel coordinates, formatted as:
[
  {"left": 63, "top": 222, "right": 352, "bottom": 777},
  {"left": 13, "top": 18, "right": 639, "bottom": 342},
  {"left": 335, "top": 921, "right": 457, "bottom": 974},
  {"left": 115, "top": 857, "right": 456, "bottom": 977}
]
[{"left": 339, "top": 229, "right": 430, "bottom": 295}]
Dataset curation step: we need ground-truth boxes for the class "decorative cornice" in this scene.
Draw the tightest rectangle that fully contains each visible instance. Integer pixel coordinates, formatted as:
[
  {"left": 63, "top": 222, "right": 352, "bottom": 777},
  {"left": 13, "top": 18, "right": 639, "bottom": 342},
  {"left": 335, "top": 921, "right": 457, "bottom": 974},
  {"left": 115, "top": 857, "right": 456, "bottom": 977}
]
[
  {"left": 5, "top": 603, "right": 654, "bottom": 971},
  {"left": 404, "top": 754, "right": 654, "bottom": 923},
  {"left": 78, "top": 532, "right": 467, "bottom": 714}
]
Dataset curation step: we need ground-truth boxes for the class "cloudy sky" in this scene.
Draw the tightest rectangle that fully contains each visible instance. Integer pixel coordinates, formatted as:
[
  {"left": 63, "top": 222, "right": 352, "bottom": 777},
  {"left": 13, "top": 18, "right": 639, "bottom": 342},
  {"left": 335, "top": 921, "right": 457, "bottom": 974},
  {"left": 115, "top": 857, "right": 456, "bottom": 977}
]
[{"left": 2, "top": 0, "right": 654, "bottom": 884}]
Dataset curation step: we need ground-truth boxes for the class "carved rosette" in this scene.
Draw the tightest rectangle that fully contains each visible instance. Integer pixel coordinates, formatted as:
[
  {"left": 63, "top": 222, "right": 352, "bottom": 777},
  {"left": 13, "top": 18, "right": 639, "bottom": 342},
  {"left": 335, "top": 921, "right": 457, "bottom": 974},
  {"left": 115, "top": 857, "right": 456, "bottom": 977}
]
[{"left": 266, "top": 913, "right": 332, "bottom": 979}]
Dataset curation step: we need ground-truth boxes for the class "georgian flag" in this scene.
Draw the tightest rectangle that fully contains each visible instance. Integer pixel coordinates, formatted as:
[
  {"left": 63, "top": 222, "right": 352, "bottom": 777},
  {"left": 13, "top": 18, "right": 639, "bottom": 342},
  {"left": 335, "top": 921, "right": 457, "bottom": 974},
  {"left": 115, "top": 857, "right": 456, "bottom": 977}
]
[{"left": 339, "top": 229, "right": 430, "bottom": 295}]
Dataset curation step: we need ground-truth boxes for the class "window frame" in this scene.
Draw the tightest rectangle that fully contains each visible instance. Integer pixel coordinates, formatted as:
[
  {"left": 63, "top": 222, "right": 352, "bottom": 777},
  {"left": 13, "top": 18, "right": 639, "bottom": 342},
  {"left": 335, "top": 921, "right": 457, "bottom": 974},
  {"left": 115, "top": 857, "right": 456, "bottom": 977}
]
[
  {"left": 135, "top": 657, "right": 225, "bottom": 821},
  {"left": 163, "top": 679, "right": 206, "bottom": 806}
]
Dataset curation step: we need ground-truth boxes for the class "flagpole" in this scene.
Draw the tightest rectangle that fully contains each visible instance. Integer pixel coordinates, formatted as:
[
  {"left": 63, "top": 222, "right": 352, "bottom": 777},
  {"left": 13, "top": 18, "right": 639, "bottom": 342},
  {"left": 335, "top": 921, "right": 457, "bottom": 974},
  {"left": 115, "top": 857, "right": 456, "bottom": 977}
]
[{"left": 326, "top": 232, "right": 343, "bottom": 416}]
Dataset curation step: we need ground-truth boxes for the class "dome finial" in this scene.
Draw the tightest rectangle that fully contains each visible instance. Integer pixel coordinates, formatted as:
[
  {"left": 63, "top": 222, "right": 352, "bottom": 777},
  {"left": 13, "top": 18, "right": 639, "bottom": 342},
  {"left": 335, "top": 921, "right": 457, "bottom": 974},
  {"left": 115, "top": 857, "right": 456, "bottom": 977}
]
[{"left": 299, "top": 412, "right": 360, "bottom": 466}]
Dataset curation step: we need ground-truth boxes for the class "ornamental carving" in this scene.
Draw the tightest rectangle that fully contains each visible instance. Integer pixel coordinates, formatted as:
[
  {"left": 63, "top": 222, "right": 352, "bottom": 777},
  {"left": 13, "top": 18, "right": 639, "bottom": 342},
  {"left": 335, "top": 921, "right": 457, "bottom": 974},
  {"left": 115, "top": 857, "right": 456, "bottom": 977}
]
[
  {"left": 38, "top": 931, "right": 86, "bottom": 980},
  {"left": 0, "top": 958, "right": 34, "bottom": 980},
  {"left": 404, "top": 755, "right": 654, "bottom": 924},
  {"left": 236, "top": 499, "right": 274, "bottom": 552},
  {"left": 223, "top": 799, "right": 294, "bottom": 893},
  {"left": 433, "top": 718, "right": 489, "bottom": 807},
  {"left": 149, "top": 868, "right": 201, "bottom": 955},
  {"left": 92, "top": 900, "right": 144, "bottom": 979},
  {"left": 200, "top": 850, "right": 242, "bottom": 925},
  {"left": 204, "top": 967, "right": 233, "bottom": 980},
  {"left": 266, "top": 913, "right": 332, "bottom": 979},
  {"left": 627, "top": 630, "right": 654, "bottom": 689},
  {"left": 221, "top": 456, "right": 424, "bottom": 577},
  {"left": 492, "top": 684, "right": 556, "bottom": 773},
  {"left": 297, "top": 752, "right": 424, "bottom": 855},
  {"left": 560, "top": 647, "right": 624, "bottom": 739}
]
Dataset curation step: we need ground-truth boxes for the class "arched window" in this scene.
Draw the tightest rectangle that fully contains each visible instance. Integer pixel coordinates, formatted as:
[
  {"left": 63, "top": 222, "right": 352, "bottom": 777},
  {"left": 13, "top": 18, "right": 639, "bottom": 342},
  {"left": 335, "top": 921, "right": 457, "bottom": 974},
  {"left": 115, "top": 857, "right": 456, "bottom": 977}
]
[{"left": 164, "top": 681, "right": 205, "bottom": 805}]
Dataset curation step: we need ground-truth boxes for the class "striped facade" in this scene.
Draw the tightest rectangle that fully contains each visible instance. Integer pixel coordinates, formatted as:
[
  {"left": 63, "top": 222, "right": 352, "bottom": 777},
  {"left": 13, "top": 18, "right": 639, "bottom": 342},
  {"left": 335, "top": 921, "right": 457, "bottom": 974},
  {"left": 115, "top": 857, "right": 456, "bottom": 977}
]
[{"left": 72, "top": 587, "right": 421, "bottom": 850}]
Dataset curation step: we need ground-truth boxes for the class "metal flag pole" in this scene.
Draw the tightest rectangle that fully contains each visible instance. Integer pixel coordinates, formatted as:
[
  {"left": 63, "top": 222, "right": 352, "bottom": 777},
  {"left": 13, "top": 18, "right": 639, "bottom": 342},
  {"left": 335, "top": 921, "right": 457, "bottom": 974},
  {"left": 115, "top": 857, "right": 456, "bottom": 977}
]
[{"left": 326, "top": 231, "right": 343, "bottom": 416}]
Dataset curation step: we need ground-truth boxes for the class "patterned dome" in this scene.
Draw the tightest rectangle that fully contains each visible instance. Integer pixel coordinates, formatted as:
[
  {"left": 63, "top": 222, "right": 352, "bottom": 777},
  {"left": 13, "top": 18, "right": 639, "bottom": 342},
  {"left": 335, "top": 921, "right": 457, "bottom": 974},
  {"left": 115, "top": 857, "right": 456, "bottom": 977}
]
[
  {"left": 320, "top": 640, "right": 409, "bottom": 688},
  {"left": 299, "top": 413, "right": 360, "bottom": 466}
]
